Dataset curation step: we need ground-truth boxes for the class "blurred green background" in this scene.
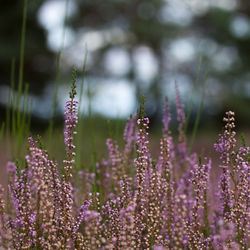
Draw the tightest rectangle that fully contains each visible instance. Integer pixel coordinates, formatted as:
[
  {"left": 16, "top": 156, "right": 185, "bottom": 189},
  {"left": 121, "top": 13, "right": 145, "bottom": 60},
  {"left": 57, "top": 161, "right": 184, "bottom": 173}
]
[{"left": 0, "top": 0, "right": 250, "bottom": 131}]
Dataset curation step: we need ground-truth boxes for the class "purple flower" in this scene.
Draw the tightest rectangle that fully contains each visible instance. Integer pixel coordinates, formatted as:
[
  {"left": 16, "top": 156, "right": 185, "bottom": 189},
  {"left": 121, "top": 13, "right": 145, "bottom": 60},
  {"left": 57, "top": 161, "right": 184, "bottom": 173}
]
[{"left": 63, "top": 78, "right": 79, "bottom": 180}]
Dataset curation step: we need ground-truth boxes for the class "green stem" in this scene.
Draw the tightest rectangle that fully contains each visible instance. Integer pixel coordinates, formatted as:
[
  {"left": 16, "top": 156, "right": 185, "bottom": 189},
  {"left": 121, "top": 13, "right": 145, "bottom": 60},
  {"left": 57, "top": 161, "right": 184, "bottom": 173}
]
[
  {"left": 17, "top": 0, "right": 28, "bottom": 129},
  {"left": 188, "top": 73, "right": 207, "bottom": 154},
  {"left": 184, "top": 55, "right": 203, "bottom": 133}
]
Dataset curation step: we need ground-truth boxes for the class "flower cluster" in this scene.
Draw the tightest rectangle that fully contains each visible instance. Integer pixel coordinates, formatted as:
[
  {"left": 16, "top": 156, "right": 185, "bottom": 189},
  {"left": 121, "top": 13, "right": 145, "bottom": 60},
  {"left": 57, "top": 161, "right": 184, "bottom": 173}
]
[
  {"left": 0, "top": 84, "right": 249, "bottom": 249},
  {"left": 63, "top": 69, "right": 78, "bottom": 181}
]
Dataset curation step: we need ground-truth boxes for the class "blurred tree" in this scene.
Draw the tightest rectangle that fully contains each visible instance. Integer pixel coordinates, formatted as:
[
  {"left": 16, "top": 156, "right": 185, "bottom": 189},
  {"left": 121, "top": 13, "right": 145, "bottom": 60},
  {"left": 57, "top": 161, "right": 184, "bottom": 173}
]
[
  {"left": 0, "top": 0, "right": 249, "bottom": 127},
  {"left": 0, "top": 0, "right": 54, "bottom": 95},
  {"left": 65, "top": 0, "right": 250, "bottom": 123}
]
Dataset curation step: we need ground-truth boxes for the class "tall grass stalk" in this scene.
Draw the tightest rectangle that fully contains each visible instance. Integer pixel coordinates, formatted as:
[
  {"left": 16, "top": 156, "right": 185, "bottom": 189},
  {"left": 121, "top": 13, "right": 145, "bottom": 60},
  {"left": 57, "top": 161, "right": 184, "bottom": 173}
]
[
  {"left": 6, "top": 58, "right": 16, "bottom": 157},
  {"left": 188, "top": 73, "right": 207, "bottom": 154},
  {"left": 86, "top": 80, "right": 98, "bottom": 192},
  {"left": 17, "top": 83, "right": 30, "bottom": 157},
  {"left": 75, "top": 51, "right": 88, "bottom": 171},
  {"left": 16, "top": 0, "right": 28, "bottom": 129},
  {"left": 11, "top": 59, "right": 16, "bottom": 142},
  {"left": 240, "top": 133, "right": 246, "bottom": 147},
  {"left": 184, "top": 55, "right": 203, "bottom": 134},
  {"left": 7, "top": 0, "right": 31, "bottom": 160}
]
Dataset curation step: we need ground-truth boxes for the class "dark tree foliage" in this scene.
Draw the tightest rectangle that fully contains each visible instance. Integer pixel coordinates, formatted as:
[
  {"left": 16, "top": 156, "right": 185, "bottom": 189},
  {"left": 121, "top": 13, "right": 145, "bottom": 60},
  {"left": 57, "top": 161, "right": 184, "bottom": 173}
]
[
  {"left": 0, "top": 0, "right": 249, "bottom": 126},
  {"left": 0, "top": 0, "right": 54, "bottom": 95}
]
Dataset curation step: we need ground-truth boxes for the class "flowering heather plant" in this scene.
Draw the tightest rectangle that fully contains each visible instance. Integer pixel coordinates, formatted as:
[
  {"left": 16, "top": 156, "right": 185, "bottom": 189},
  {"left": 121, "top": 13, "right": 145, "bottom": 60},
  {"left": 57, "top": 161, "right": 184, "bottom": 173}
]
[
  {"left": 0, "top": 81, "right": 249, "bottom": 249},
  {"left": 64, "top": 68, "right": 79, "bottom": 182}
]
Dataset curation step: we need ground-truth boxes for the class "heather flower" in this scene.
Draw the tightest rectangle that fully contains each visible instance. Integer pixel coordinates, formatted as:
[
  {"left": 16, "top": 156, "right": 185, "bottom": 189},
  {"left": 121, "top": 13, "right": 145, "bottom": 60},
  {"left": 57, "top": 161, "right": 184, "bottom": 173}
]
[
  {"left": 157, "top": 99, "right": 175, "bottom": 178},
  {"left": 215, "top": 111, "right": 250, "bottom": 248},
  {"left": 162, "top": 98, "right": 171, "bottom": 134},
  {"left": 106, "top": 138, "right": 123, "bottom": 193},
  {"left": 134, "top": 117, "right": 152, "bottom": 200},
  {"left": 0, "top": 185, "right": 7, "bottom": 245},
  {"left": 73, "top": 200, "right": 92, "bottom": 233},
  {"left": 7, "top": 161, "right": 16, "bottom": 173},
  {"left": 63, "top": 68, "right": 78, "bottom": 181},
  {"left": 100, "top": 116, "right": 137, "bottom": 197},
  {"left": 118, "top": 201, "right": 137, "bottom": 248},
  {"left": 123, "top": 115, "right": 137, "bottom": 166},
  {"left": 214, "top": 111, "right": 236, "bottom": 167},
  {"left": 123, "top": 114, "right": 136, "bottom": 150},
  {"left": 190, "top": 157, "right": 211, "bottom": 203},
  {"left": 212, "top": 220, "right": 238, "bottom": 249},
  {"left": 6, "top": 161, "right": 17, "bottom": 193},
  {"left": 175, "top": 83, "right": 187, "bottom": 152},
  {"left": 218, "top": 169, "right": 233, "bottom": 223},
  {"left": 1, "top": 79, "right": 249, "bottom": 250},
  {"left": 231, "top": 146, "right": 249, "bottom": 247},
  {"left": 189, "top": 157, "right": 212, "bottom": 244}
]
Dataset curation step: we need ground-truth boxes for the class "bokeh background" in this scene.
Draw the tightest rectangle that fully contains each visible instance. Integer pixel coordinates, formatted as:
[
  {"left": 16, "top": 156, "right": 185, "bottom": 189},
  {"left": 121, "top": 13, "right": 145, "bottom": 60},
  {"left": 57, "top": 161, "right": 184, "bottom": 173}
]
[{"left": 0, "top": 0, "right": 250, "bottom": 130}]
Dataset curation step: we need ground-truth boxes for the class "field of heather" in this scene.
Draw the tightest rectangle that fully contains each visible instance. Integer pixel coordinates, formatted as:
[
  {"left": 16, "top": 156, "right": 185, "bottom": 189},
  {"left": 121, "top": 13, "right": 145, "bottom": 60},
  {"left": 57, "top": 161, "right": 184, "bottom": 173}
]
[
  {"left": 1, "top": 1, "right": 250, "bottom": 249},
  {"left": 0, "top": 78, "right": 249, "bottom": 249}
]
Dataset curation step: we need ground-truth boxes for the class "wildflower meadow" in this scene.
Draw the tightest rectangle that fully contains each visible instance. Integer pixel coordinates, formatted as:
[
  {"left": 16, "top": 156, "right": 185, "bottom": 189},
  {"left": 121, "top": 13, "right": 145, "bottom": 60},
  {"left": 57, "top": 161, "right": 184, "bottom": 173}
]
[
  {"left": 0, "top": 1, "right": 249, "bottom": 248},
  {"left": 0, "top": 70, "right": 249, "bottom": 249}
]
